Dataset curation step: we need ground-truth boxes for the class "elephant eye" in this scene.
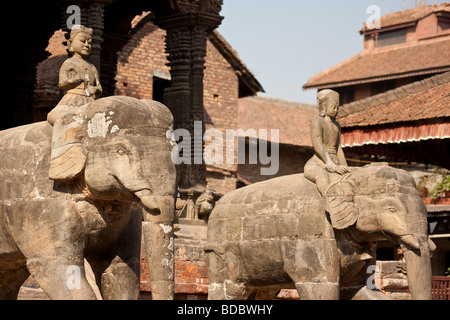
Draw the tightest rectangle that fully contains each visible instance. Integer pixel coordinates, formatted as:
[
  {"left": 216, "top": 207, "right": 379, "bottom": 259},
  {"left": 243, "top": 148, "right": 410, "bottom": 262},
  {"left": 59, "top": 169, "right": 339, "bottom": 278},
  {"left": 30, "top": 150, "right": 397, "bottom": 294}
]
[
  {"left": 117, "top": 149, "right": 127, "bottom": 156},
  {"left": 388, "top": 207, "right": 397, "bottom": 213}
]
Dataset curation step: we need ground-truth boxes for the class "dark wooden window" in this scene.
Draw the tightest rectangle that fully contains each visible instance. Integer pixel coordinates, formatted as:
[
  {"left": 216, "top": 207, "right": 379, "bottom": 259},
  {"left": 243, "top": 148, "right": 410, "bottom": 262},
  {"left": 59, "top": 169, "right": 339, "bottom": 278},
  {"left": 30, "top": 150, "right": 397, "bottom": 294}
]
[
  {"left": 335, "top": 87, "right": 355, "bottom": 105},
  {"left": 371, "top": 80, "right": 396, "bottom": 96},
  {"left": 153, "top": 76, "right": 171, "bottom": 104},
  {"left": 375, "top": 29, "right": 407, "bottom": 48}
]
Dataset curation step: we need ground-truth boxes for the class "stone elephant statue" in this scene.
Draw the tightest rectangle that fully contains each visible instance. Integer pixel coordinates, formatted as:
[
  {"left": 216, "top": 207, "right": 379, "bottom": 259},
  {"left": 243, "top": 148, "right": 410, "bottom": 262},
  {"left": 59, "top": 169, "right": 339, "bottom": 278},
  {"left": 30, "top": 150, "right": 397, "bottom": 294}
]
[
  {"left": 205, "top": 163, "right": 434, "bottom": 300},
  {"left": 0, "top": 96, "right": 176, "bottom": 300}
]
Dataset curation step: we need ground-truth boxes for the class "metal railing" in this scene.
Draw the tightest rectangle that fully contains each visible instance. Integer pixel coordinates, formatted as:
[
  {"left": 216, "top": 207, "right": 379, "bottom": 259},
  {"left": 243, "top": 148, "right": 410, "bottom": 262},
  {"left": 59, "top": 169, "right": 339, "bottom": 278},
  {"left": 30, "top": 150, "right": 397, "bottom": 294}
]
[{"left": 432, "top": 277, "right": 450, "bottom": 300}]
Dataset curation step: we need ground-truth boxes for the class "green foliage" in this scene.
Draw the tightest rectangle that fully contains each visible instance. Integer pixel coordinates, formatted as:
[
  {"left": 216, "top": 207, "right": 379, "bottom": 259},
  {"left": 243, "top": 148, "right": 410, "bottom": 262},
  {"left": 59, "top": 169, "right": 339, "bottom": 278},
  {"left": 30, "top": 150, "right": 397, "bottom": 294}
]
[
  {"left": 429, "top": 175, "right": 450, "bottom": 200},
  {"left": 446, "top": 267, "right": 450, "bottom": 277}
]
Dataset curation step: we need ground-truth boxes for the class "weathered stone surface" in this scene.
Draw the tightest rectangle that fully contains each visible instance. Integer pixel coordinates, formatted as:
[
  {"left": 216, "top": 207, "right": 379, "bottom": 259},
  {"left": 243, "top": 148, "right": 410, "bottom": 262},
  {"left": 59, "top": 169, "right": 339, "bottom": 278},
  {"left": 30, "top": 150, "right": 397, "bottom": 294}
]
[
  {"left": 0, "top": 96, "right": 177, "bottom": 300},
  {"left": 242, "top": 215, "right": 299, "bottom": 240},
  {"left": 206, "top": 163, "right": 433, "bottom": 300}
]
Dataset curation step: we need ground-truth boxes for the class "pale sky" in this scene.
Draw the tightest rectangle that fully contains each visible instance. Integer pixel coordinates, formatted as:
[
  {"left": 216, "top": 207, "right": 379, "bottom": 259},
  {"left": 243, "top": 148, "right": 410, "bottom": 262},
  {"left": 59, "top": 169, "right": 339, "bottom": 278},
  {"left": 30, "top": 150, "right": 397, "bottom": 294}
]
[{"left": 217, "top": 0, "right": 449, "bottom": 104}]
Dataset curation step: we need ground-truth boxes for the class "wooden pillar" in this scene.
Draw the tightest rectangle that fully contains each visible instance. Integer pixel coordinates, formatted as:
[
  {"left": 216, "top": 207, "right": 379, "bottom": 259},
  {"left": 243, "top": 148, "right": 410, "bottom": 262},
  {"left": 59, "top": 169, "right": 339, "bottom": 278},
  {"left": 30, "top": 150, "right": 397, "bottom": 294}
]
[
  {"left": 155, "top": 3, "right": 223, "bottom": 192},
  {"left": 163, "top": 25, "right": 193, "bottom": 191},
  {"left": 154, "top": 0, "right": 223, "bottom": 220}
]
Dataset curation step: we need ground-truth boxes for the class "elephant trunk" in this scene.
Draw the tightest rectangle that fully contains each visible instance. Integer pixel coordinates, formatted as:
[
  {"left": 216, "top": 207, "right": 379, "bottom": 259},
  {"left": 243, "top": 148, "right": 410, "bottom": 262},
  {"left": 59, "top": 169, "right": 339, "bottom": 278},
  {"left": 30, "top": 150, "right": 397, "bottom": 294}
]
[
  {"left": 402, "top": 234, "right": 432, "bottom": 300},
  {"left": 135, "top": 189, "right": 160, "bottom": 213},
  {"left": 135, "top": 189, "right": 175, "bottom": 300}
]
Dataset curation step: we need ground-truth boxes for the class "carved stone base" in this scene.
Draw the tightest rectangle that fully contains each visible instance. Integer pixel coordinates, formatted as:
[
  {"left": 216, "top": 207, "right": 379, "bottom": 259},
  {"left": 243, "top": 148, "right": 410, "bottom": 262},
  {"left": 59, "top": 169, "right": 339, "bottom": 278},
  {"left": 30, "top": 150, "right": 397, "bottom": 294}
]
[{"left": 175, "top": 218, "right": 207, "bottom": 240}]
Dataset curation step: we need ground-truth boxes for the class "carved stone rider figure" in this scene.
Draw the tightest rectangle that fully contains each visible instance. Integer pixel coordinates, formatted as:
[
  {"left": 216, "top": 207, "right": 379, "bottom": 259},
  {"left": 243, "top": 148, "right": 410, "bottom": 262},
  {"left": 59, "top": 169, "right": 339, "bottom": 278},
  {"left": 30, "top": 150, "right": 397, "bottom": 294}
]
[
  {"left": 47, "top": 25, "right": 102, "bottom": 181},
  {"left": 304, "top": 90, "right": 357, "bottom": 228}
]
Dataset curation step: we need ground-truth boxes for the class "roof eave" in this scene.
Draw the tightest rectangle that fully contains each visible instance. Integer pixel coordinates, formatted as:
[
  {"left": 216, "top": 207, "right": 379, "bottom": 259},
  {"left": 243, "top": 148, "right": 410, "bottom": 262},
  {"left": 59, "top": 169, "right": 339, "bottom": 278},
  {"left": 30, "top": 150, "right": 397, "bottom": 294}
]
[
  {"left": 360, "top": 21, "right": 416, "bottom": 35},
  {"left": 303, "top": 66, "right": 450, "bottom": 91},
  {"left": 208, "top": 30, "right": 264, "bottom": 96}
]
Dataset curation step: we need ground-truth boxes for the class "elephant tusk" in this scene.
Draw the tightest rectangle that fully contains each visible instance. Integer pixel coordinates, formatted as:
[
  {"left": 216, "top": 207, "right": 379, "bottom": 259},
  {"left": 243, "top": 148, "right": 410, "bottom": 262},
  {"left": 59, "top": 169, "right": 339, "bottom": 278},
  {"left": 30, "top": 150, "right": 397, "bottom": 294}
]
[
  {"left": 428, "top": 237, "right": 437, "bottom": 252},
  {"left": 400, "top": 235, "right": 420, "bottom": 251},
  {"left": 360, "top": 252, "right": 374, "bottom": 261},
  {"left": 135, "top": 189, "right": 160, "bottom": 212}
]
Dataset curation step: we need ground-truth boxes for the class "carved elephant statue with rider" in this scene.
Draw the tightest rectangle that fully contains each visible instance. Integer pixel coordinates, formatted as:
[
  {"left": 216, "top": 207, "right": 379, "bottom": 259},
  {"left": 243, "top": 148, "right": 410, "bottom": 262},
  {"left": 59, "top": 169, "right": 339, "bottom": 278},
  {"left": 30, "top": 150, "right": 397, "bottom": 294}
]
[
  {"left": 205, "top": 163, "right": 434, "bottom": 300},
  {"left": 0, "top": 96, "right": 177, "bottom": 300}
]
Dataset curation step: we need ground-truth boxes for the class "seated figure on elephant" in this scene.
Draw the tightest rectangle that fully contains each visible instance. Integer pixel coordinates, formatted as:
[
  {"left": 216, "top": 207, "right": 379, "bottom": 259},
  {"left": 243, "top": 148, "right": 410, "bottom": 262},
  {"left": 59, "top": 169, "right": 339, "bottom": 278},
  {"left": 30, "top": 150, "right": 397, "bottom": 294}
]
[
  {"left": 304, "top": 89, "right": 350, "bottom": 196},
  {"left": 47, "top": 24, "right": 103, "bottom": 182},
  {"left": 304, "top": 89, "right": 360, "bottom": 228}
]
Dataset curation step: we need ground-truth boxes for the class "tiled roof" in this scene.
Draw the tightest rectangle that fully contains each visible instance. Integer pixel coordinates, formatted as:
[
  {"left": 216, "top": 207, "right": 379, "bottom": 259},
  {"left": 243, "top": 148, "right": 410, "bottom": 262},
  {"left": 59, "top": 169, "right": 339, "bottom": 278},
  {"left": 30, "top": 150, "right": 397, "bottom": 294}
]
[
  {"left": 237, "top": 96, "right": 317, "bottom": 147},
  {"left": 339, "top": 71, "right": 450, "bottom": 128},
  {"left": 303, "top": 37, "right": 450, "bottom": 89},
  {"left": 209, "top": 31, "right": 264, "bottom": 97},
  {"left": 341, "top": 122, "right": 450, "bottom": 148},
  {"left": 361, "top": 3, "right": 450, "bottom": 32}
]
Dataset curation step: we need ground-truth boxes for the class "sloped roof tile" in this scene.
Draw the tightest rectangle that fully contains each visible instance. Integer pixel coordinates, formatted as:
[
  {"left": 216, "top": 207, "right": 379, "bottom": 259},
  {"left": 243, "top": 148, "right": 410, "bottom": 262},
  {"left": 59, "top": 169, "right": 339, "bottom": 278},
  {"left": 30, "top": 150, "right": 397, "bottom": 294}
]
[
  {"left": 303, "top": 38, "right": 450, "bottom": 89},
  {"left": 238, "top": 96, "right": 317, "bottom": 147},
  {"left": 339, "top": 71, "right": 450, "bottom": 128}
]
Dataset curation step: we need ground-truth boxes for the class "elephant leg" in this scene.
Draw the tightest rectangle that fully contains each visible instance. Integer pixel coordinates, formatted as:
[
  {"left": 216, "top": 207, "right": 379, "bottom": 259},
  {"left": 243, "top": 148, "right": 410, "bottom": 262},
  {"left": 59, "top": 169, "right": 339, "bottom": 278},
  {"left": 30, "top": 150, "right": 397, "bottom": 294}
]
[
  {"left": 208, "top": 282, "right": 225, "bottom": 300},
  {"left": 249, "top": 288, "right": 281, "bottom": 300},
  {"left": 206, "top": 244, "right": 250, "bottom": 300},
  {"left": 92, "top": 210, "right": 141, "bottom": 300},
  {"left": 351, "top": 286, "right": 391, "bottom": 300},
  {"left": 295, "top": 282, "right": 340, "bottom": 300},
  {"left": 208, "top": 279, "right": 250, "bottom": 300},
  {"left": 221, "top": 280, "right": 250, "bottom": 300},
  {"left": 282, "top": 239, "right": 340, "bottom": 300},
  {"left": 0, "top": 260, "right": 30, "bottom": 300},
  {"left": 142, "top": 219, "right": 174, "bottom": 300},
  {"left": 206, "top": 246, "right": 227, "bottom": 300},
  {"left": 209, "top": 282, "right": 248, "bottom": 300},
  {"left": 26, "top": 257, "right": 96, "bottom": 300},
  {"left": 7, "top": 201, "right": 96, "bottom": 300},
  {"left": 99, "top": 256, "right": 140, "bottom": 300}
]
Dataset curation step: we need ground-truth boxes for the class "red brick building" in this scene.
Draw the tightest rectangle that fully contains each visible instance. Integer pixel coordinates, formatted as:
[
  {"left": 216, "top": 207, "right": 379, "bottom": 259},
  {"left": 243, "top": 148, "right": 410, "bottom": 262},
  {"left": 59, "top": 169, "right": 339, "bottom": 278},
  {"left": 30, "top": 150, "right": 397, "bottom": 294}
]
[{"left": 303, "top": 3, "right": 450, "bottom": 105}]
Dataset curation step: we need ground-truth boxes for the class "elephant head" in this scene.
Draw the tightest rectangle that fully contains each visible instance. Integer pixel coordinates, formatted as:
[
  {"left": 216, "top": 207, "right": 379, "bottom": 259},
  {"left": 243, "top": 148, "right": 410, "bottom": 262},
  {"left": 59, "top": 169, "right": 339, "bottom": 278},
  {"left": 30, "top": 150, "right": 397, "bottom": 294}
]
[
  {"left": 51, "top": 96, "right": 177, "bottom": 214},
  {"left": 195, "top": 189, "right": 217, "bottom": 221},
  {"left": 325, "top": 163, "right": 434, "bottom": 300}
]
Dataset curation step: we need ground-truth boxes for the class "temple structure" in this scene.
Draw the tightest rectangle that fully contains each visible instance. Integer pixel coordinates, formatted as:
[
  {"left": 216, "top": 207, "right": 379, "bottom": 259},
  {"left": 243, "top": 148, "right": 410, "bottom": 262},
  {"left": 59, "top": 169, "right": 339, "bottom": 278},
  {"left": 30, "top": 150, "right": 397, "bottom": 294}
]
[{"left": 304, "top": 3, "right": 450, "bottom": 105}]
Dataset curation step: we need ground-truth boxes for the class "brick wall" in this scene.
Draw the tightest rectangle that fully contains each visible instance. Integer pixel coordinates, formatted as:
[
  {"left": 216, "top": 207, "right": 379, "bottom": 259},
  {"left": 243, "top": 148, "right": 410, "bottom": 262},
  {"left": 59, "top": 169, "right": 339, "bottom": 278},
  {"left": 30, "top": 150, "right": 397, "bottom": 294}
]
[
  {"left": 140, "top": 238, "right": 209, "bottom": 300},
  {"left": 173, "top": 239, "right": 209, "bottom": 299},
  {"left": 114, "top": 19, "right": 169, "bottom": 100},
  {"left": 415, "top": 14, "right": 438, "bottom": 40},
  {"left": 203, "top": 36, "right": 240, "bottom": 194}
]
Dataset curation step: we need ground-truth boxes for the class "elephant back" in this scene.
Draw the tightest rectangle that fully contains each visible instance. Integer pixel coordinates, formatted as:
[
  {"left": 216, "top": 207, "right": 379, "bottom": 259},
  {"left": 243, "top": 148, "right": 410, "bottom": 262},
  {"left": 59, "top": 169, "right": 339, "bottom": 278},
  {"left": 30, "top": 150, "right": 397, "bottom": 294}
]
[
  {"left": 81, "top": 96, "right": 173, "bottom": 139},
  {"left": 0, "top": 122, "right": 54, "bottom": 201},
  {"left": 211, "top": 174, "right": 322, "bottom": 216},
  {"left": 208, "top": 174, "right": 335, "bottom": 244}
]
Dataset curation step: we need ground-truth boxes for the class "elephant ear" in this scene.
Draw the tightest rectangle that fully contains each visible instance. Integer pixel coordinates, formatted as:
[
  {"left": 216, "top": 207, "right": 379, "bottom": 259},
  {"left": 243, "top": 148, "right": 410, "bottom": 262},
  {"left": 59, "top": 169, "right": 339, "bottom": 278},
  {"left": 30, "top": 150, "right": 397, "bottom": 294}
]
[
  {"left": 325, "top": 179, "right": 357, "bottom": 230},
  {"left": 48, "top": 118, "right": 87, "bottom": 182}
]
